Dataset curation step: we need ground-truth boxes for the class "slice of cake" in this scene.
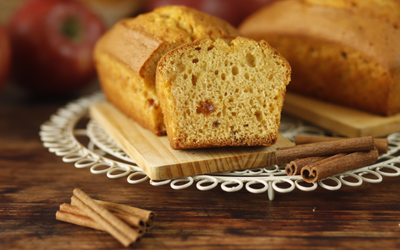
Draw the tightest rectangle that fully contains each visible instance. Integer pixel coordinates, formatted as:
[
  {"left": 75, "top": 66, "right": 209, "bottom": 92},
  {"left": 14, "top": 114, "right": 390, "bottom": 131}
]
[
  {"left": 156, "top": 37, "right": 291, "bottom": 149},
  {"left": 93, "top": 6, "right": 241, "bottom": 136}
]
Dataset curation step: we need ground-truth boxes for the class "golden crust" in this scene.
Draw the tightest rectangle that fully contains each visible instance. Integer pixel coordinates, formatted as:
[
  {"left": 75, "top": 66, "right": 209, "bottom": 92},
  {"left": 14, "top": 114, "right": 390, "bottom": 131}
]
[
  {"left": 94, "top": 6, "right": 241, "bottom": 135},
  {"left": 239, "top": 0, "right": 400, "bottom": 116},
  {"left": 302, "top": 0, "right": 400, "bottom": 28}
]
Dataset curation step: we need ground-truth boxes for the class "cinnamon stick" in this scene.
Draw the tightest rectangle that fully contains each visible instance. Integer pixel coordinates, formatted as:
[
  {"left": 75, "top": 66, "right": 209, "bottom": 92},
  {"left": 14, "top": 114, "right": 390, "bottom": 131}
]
[
  {"left": 59, "top": 203, "right": 145, "bottom": 234},
  {"left": 285, "top": 156, "right": 327, "bottom": 176},
  {"left": 300, "top": 148, "right": 379, "bottom": 183},
  {"left": 94, "top": 200, "right": 156, "bottom": 230},
  {"left": 56, "top": 210, "right": 104, "bottom": 231},
  {"left": 71, "top": 188, "right": 140, "bottom": 247},
  {"left": 294, "top": 135, "right": 388, "bottom": 154},
  {"left": 276, "top": 136, "right": 375, "bottom": 164}
]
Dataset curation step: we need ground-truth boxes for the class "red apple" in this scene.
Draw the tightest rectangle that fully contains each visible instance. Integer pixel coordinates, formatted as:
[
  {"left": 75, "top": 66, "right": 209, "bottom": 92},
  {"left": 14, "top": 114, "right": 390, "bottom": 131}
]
[
  {"left": 8, "top": 0, "right": 106, "bottom": 96},
  {"left": 0, "top": 24, "right": 11, "bottom": 93}
]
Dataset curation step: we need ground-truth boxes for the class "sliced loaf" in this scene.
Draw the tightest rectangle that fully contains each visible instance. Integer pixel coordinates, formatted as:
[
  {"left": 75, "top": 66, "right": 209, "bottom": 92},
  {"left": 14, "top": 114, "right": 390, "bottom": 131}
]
[{"left": 94, "top": 6, "right": 241, "bottom": 135}]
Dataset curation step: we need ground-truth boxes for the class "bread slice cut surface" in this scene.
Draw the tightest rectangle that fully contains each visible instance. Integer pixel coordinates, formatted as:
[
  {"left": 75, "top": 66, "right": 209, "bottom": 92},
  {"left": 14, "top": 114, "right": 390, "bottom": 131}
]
[{"left": 156, "top": 37, "right": 291, "bottom": 149}]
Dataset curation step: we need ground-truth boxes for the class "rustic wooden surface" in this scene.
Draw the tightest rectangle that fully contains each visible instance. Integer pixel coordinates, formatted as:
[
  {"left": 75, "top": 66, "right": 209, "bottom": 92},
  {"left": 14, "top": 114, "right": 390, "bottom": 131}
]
[
  {"left": 1, "top": 85, "right": 400, "bottom": 250},
  {"left": 90, "top": 102, "right": 293, "bottom": 180},
  {"left": 283, "top": 92, "right": 400, "bottom": 138}
]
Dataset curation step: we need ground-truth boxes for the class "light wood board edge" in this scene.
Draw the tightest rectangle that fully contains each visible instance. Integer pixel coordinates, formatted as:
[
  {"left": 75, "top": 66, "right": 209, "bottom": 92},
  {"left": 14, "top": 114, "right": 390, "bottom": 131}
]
[
  {"left": 89, "top": 102, "right": 293, "bottom": 180},
  {"left": 283, "top": 92, "right": 400, "bottom": 137}
]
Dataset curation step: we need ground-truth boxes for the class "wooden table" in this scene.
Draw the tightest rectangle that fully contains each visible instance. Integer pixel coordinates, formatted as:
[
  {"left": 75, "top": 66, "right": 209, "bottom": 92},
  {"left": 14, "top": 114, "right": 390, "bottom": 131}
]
[{"left": 1, "top": 84, "right": 400, "bottom": 250}]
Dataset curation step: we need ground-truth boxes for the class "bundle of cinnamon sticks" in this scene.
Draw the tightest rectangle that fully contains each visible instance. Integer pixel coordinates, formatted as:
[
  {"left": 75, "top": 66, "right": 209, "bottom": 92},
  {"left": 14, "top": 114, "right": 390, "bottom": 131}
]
[
  {"left": 276, "top": 136, "right": 387, "bottom": 183},
  {"left": 56, "top": 188, "right": 155, "bottom": 247}
]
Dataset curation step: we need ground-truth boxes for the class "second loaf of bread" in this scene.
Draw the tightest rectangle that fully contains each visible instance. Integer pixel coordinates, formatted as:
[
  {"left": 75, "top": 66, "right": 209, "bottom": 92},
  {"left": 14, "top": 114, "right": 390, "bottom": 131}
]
[
  {"left": 239, "top": 0, "right": 400, "bottom": 116},
  {"left": 156, "top": 37, "right": 291, "bottom": 149}
]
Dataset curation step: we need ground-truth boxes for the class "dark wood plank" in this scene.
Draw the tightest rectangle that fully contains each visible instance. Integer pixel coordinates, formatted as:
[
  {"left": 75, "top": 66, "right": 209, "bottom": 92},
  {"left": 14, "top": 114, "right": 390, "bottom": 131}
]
[{"left": 1, "top": 85, "right": 400, "bottom": 250}]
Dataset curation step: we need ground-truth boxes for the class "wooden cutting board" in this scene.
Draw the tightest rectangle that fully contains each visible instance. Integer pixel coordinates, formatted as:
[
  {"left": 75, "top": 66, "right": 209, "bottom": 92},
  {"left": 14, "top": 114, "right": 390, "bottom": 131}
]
[
  {"left": 89, "top": 102, "right": 294, "bottom": 180},
  {"left": 283, "top": 92, "right": 400, "bottom": 138}
]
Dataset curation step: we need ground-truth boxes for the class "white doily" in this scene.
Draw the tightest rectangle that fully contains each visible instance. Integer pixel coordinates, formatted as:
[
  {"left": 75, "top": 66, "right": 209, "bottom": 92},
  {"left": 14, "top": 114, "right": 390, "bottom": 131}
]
[{"left": 40, "top": 92, "right": 400, "bottom": 200}]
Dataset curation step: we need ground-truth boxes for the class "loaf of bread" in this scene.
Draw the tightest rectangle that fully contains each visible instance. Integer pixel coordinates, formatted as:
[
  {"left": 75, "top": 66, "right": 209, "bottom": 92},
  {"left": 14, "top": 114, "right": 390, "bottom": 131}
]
[
  {"left": 156, "top": 37, "right": 291, "bottom": 149},
  {"left": 239, "top": 0, "right": 400, "bottom": 116},
  {"left": 94, "top": 6, "right": 241, "bottom": 135}
]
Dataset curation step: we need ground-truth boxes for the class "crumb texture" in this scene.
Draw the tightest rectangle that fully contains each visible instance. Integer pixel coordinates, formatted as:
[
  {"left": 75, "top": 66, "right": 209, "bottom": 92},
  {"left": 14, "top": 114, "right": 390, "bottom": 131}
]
[{"left": 157, "top": 37, "right": 291, "bottom": 149}]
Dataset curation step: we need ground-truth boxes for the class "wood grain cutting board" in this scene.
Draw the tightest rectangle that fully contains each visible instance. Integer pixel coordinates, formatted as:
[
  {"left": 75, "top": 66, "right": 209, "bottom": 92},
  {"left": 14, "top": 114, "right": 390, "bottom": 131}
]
[
  {"left": 283, "top": 92, "right": 400, "bottom": 138},
  {"left": 89, "top": 102, "right": 294, "bottom": 180}
]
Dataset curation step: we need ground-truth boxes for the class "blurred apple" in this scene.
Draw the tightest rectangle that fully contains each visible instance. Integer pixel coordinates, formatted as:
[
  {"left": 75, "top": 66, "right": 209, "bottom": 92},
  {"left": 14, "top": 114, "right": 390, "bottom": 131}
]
[
  {"left": 145, "top": 0, "right": 274, "bottom": 27},
  {"left": 0, "top": 24, "right": 11, "bottom": 94},
  {"left": 8, "top": 0, "right": 106, "bottom": 96}
]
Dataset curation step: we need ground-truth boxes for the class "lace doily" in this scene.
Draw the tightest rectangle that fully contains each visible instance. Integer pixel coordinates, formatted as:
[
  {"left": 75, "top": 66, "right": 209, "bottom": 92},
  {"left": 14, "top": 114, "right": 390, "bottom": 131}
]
[{"left": 40, "top": 92, "right": 400, "bottom": 200}]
